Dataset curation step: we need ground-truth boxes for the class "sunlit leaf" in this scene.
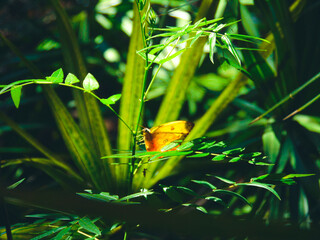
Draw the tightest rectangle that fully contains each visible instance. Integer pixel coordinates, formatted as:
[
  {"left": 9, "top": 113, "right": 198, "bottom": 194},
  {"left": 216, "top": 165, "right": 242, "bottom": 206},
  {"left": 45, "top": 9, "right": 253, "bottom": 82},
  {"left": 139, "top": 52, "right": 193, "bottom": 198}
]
[
  {"left": 223, "top": 148, "right": 244, "bottom": 155},
  {"left": 221, "top": 34, "right": 241, "bottom": 66},
  {"left": 118, "top": 189, "right": 154, "bottom": 202},
  {"left": 100, "top": 94, "right": 122, "bottom": 106},
  {"left": 212, "top": 155, "right": 226, "bottom": 161},
  {"left": 47, "top": 68, "right": 64, "bottom": 83},
  {"left": 7, "top": 178, "right": 25, "bottom": 189},
  {"left": 65, "top": 73, "right": 80, "bottom": 85},
  {"left": 10, "top": 86, "right": 22, "bottom": 108},
  {"left": 83, "top": 73, "right": 99, "bottom": 91},
  {"left": 209, "top": 32, "right": 216, "bottom": 64}
]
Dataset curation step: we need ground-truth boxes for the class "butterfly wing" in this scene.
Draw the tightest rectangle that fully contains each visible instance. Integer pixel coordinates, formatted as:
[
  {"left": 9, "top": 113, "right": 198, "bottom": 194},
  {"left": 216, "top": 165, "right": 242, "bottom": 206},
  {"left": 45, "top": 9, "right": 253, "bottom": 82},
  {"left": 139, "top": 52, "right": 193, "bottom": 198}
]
[{"left": 143, "top": 121, "right": 194, "bottom": 152}]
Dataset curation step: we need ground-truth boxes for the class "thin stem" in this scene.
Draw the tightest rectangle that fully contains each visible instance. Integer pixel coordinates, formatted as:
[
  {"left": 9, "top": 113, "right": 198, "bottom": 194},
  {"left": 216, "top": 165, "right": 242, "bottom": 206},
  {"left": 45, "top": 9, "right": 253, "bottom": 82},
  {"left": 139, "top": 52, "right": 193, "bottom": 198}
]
[
  {"left": 144, "top": 36, "right": 181, "bottom": 100},
  {"left": 0, "top": 198, "right": 12, "bottom": 240},
  {"left": 251, "top": 72, "right": 320, "bottom": 124},
  {"left": 283, "top": 93, "right": 320, "bottom": 120},
  {"left": 128, "top": 0, "right": 150, "bottom": 191}
]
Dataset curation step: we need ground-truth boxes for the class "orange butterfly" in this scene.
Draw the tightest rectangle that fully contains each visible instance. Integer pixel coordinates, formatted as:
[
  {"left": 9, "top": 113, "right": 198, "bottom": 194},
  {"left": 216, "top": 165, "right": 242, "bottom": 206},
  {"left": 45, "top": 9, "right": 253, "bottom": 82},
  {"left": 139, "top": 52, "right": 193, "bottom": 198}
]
[{"left": 143, "top": 120, "right": 194, "bottom": 152}]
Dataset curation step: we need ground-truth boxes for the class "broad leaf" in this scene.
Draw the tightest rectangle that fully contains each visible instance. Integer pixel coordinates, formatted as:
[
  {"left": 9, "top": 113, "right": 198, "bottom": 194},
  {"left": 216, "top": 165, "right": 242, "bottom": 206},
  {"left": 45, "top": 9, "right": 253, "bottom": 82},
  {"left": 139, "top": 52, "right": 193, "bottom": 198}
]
[
  {"left": 65, "top": 73, "right": 80, "bottom": 85},
  {"left": 10, "top": 86, "right": 22, "bottom": 108},
  {"left": 83, "top": 73, "right": 99, "bottom": 91},
  {"left": 100, "top": 94, "right": 122, "bottom": 105}
]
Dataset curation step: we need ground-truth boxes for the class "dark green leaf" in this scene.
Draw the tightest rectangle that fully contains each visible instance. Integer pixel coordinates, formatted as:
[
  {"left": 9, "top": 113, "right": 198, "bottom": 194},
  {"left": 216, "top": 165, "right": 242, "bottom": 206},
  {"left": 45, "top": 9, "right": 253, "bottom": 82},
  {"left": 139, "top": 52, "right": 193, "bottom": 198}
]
[
  {"left": 176, "top": 186, "right": 198, "bottom": 196},
  {"left": 79, "top": 217, "right": 101, "bottom": 235},
  {"left": 7, "top": 178, "right": 25, "bottom": 189},
  {"left": 10, "top": 86, "right": 22, "bottom": 108},
  {"left": 205, "top": 196, "right": 225, "bottom": 206},
  {"left": 30, "top": 227, "right": 65, "bottom": 240},
  {"left": 236, "top": 182, "right": 281, "bottom": 200},
  {"left": 65, "top": 73, "right": 80, "bottom": 85},
  {"left": 52, "top": 226, "right": 72, "bottom": 240},
  {"left": 192, "top": 180, "right": 216, "bottom": 189},
  {"left": 214, "top": 189, "right": 252, "bottom": 207},
  {"left": 83, "top": 73, "right": 99, "bottom": 91},
  {"left": 212, "top": 175, "right": 236, "bottom": 184}
]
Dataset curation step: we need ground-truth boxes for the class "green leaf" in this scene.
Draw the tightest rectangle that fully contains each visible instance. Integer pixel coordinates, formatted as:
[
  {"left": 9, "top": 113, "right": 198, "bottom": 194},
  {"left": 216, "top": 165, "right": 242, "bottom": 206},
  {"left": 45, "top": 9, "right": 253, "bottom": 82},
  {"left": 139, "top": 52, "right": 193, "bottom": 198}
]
[
  {"left": 162, "top": 186, "right": 185, "bottom": 203},
  {"left": 212, "top": 175, "right": 236, "bottom": 184},
  {"left": 176, "top": 186, "right": 198, "bottom": 196},
  {"left": 187, "top": 152, "right": 210, "bottom": 158},
  {"left": 205, "top": 196, "right": 225, "bottom": 206},
  {"left": 150, "top": 150, "right": 193, "bottom": 161},
  {"left": 214, "top": 189, "right": 252, "bottom": 207},
  {"left": 221, "top": 34, "right": 241, "bottom": 66},
  {"left": 77, "top": 192, "right": 119, "bottom": 202},
  {"left": 52, "top": 226, "right": 72, "bottom": 240},
  {"left": 118, "top": 189, "right": 154, "bottom": 202},
  {"left": 240, "top": 152, "right": 262, "bottom": 159},
  {"left": 30, "top": 227, "right": 65, "bottom": 240},
  {"left": 222, "top": 148, "right": 244, "bottom": 155},
  {"left": 209, "top": 32, "right": 217, "bottom": 64},
  {"left": 10, "top": 86, "right": 22, "bottom": 108},
  {"left": 79, "top": 217, "right": 101, "bottom": 235},
  {"left": 158, "top": 48, "right": 186, "bottom": 64},
  {"left": 100, "top": 94, "right": 122, "bottom": 105},
  {"left": 48, "top": 68, "right": 64, "bottom": 83},
  {"left": 161, "top": 141, "right": 181, "bottom": 151},
  {"left": 283, "top": 174, "right": 315, "bottom": 179},
  {"left": 192, "top": 180, "right": 216, "bottom": 190},
  {"left": 236, "top": 182, "right": 281, "bottom": 200},
  {"left": 212, "top": 155, "right": 226, "bottom": 161},
  {"left": 65, "top": 73, "right": 80, "bottom": 85},
  {"left": 294, "top": 114, "right": 320, "bottom": 134},
  {"left": 83, "top": 73, "right": 99, "bottom": 91},
  {"left": 176, "top": 140, "right": 196, "bottom": 150},
  {"left": 229, "top": 157, "right": 241, "bottom": 162},
  {"left": 7, "top": 178, "right": 25, "bottom": 189}
]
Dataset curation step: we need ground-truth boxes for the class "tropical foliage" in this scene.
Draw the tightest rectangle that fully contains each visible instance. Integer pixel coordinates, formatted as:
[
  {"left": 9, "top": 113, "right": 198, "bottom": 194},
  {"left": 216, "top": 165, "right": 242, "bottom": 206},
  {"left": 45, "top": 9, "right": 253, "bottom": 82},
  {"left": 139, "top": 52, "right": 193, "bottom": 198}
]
[{"left": 0, "top": 0, "right": 319, "bottom": 239}]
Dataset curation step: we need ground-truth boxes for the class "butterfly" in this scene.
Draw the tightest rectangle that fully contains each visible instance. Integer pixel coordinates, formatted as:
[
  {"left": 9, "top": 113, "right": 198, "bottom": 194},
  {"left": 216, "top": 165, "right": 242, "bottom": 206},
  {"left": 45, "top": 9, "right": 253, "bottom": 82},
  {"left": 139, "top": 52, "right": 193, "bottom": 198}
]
[{"left": 143, "top": 120, "right": 194, "bottom": 152}]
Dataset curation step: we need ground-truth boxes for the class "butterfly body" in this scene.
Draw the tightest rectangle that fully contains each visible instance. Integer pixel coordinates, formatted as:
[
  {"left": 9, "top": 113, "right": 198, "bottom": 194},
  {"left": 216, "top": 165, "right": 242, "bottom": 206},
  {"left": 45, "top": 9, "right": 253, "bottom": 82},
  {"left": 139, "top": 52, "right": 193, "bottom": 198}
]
[{"left": 143, "top": 120, "right": 194, "bottom": 152}]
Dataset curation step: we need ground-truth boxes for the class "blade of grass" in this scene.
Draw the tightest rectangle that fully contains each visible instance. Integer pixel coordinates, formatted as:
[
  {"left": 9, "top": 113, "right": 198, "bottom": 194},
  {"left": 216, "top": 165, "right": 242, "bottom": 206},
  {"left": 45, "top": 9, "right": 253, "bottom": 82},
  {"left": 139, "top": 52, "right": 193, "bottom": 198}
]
[
  {"left": 251, "top": 72, "right": 320, "bottom": 123},
  {"left": 50, "top": 0, "right": 113, "bottom": 188},
  {"left": 116, "top": 1, "right": 147, "bottom": 193}
]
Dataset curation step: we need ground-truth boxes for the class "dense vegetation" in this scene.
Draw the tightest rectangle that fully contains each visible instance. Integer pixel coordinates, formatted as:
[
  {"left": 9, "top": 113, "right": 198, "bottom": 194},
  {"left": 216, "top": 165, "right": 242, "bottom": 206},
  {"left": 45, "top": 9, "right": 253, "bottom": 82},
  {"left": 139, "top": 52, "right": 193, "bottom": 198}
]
[{"left": 1, "top": 0, "right": 320, "bottom": 239}]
